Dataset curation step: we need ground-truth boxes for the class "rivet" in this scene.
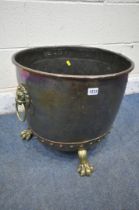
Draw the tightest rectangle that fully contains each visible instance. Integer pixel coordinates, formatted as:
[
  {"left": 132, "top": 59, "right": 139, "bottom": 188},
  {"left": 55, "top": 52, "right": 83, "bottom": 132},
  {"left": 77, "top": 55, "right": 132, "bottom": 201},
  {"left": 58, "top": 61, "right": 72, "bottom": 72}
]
[
  {"left": 70, "top": 145, "right": 74, "bottom": 148},
  {"left": 90, "top": 142, "right": 93, "bottom": 145},
  {"left": 50, "top": 142, "right": 54, "bottom": 146},
  {"left": 41, "top": 139, "right": 45, "bottom": 143},
  {"left": 59, "top": 144, "right": 63, "bottom": 148}
]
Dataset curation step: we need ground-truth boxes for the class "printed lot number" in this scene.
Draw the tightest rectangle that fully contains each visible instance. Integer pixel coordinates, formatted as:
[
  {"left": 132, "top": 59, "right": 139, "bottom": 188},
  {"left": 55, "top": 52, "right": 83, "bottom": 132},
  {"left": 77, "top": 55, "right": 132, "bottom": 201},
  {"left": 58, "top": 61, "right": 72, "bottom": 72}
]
[{"left": 87, "top": 88, "right": 99, "bottom": 96}]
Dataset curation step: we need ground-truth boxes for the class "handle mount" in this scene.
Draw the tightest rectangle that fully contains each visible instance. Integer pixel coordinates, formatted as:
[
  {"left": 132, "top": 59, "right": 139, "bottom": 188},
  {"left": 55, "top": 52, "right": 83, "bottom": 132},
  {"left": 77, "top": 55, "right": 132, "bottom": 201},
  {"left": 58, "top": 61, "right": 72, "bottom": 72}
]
[{"left": 15, "top": 84, "right": 30, "bottom": 122}]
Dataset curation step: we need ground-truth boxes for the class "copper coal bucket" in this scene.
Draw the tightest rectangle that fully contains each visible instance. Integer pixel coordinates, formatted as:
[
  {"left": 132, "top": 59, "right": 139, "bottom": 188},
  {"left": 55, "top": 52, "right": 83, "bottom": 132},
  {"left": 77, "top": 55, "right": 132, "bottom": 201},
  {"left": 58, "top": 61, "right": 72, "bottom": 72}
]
[{"left": 12, "top": 46, "right": 134, "bottom": 176}]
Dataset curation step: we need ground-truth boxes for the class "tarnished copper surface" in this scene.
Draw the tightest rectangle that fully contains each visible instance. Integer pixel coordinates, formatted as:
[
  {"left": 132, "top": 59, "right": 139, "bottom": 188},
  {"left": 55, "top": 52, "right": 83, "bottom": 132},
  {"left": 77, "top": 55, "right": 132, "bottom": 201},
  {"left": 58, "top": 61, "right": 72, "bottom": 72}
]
[
  {"left": 32, "top": 129, "right": 108, "bottom": 151},
  {"left": 13, "top": 46, "right": 134, "bottom": 176},
  {"left": 12, "top": 46, "right": 134, "bottom": 80}
]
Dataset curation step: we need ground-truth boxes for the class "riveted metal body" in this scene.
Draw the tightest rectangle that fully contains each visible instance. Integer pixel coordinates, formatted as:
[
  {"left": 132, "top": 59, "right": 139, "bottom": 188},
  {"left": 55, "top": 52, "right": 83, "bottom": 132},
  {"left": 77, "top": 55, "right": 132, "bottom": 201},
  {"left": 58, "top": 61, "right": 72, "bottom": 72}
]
[{"left": 12, "top": 46, "right": 134, "bottom": 151}]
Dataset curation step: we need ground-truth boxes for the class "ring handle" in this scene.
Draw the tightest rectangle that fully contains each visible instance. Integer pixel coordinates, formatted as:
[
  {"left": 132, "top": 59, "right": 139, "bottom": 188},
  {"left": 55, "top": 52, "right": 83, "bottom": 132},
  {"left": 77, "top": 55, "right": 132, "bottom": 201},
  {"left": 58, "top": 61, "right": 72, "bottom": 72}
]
[
  {"left": 15, "top": 85, "right": 30, "bottom": 122},
  {"left": 16, "top": 101, "right": 27, "bottom": 122}
]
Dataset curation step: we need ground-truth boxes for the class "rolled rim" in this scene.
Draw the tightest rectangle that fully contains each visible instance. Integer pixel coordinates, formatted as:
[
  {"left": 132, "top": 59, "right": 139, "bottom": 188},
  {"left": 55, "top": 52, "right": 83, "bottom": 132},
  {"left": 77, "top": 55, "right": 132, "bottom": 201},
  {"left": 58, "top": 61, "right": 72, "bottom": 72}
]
[{"left": 12, "top": 46, "right": 134, "bottom": 80}]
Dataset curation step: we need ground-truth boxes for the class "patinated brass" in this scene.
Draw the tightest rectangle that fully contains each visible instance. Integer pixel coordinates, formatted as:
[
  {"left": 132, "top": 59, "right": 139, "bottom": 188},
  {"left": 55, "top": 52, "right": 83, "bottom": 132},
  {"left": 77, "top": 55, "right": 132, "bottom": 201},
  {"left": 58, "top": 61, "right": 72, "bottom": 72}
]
[
  {"left": 20, "top": 129, "right": 33, "bottom": 140},
  {"left": 77, "top": 148, "right": 94, "bottom": 176},
  {"left": 16, "top": 85, "right": 30, "bottom": 122}
]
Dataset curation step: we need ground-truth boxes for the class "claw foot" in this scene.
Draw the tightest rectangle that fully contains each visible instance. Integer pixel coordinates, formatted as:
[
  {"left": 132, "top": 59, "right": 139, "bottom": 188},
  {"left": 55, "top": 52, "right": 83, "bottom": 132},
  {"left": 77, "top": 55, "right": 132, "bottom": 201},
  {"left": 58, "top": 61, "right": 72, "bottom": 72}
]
[
  {"left": 20, "top": 129, "right": 33, "bottom": 141},
  {"left": 77, "top": 148, "right": 94, "bottom": 176}
]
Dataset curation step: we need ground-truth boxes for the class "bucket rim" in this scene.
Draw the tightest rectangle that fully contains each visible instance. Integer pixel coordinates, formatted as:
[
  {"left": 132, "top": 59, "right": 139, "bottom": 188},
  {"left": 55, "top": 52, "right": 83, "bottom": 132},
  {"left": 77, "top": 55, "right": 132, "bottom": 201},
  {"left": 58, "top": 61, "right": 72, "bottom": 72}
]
[{"left": 12, "top": 46, "right": 134, "bottom": 80}]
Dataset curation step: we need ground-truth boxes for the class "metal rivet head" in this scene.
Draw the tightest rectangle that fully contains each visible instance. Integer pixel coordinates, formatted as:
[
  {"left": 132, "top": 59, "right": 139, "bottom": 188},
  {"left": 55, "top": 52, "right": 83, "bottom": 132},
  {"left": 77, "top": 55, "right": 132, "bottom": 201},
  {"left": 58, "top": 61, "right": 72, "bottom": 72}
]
[
  {"left": 90, "top": 142, "right": 93, "bottom": 145},
  {"left": 70, "top": 145, "right": 74, "bottom": 148},
  {"left": 41, "top": 139, "right": 45, "bottom": 143},
  {"left": 59, "top": 144, "right": 63, "bottom": 148},
  {"left": 50, "top": 142, "right": 54, "bottom": 146}
]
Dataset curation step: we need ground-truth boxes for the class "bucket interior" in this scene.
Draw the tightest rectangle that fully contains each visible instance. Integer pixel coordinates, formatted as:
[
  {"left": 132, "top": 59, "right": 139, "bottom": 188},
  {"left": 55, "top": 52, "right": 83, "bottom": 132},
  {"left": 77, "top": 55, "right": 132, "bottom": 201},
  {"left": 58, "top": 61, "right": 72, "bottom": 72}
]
[{"left": 14, "top": 47, "right": 132, "bottom": 76}]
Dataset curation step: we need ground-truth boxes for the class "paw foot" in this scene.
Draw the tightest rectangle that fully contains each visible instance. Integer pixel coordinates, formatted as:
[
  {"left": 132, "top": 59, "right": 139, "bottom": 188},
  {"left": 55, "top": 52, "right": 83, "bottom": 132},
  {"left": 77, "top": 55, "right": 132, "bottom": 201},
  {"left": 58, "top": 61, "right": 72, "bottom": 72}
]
[
  {"left": 20, "top": 129, "right": 33, "bottom": 141},
  {"left": 77, "top": 163, "right": 94, "bottom": 176}
]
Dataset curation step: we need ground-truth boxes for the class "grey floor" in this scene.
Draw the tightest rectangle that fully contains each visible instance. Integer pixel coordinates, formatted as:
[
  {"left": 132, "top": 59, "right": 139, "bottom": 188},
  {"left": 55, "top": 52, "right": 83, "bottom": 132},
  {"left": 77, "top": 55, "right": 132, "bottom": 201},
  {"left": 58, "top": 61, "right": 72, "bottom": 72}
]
[{"left": 0, "top": 94, "right": 139, "bottom": 210}]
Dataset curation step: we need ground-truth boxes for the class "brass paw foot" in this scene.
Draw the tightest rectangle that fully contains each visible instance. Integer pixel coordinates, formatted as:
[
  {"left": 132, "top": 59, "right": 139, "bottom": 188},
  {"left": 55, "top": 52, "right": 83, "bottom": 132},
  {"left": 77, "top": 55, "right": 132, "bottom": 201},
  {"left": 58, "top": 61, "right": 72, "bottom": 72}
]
[
  {"left": 20, "top": 129, "right": 33, "bottom": 141},
  {"left": 77, "top": 148, "right": 94, "bottom": 176}
]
